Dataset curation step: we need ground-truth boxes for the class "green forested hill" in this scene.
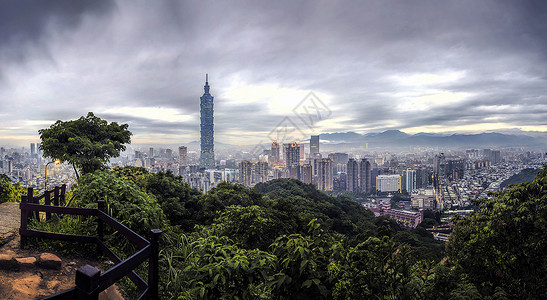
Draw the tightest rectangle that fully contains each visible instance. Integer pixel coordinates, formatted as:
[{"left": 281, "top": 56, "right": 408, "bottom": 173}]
[
  {"left": 500, "top": 168, "right": 541, "bottom": 189},
  {"left": 27, "top": 165, "right": 547, "bottom": 299}
]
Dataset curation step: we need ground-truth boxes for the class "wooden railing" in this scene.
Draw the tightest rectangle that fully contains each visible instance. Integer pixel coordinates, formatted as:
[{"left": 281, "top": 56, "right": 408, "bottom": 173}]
[{"left": 20, "top": 187, "right": 162, "bottom": 300}]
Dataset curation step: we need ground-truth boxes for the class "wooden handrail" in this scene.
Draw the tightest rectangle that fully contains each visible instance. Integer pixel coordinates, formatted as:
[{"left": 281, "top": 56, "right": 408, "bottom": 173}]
[{"left": 21, "top": 187, "right": 162, "bottom": 300}]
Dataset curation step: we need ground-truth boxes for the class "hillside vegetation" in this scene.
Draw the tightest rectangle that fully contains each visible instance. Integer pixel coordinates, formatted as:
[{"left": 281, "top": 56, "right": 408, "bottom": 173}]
[
  {"left": 27, "top": 165, "right": 547, "bottom": 299},
  {"left": 500, "top": 167, "right": 541, "bottom": 189}
]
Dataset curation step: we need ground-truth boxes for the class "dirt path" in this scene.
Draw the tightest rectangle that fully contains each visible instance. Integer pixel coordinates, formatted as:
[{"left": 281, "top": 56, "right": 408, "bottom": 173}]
[
  {"left": 0, "top": 202, "right": 124, "bottom": 299},
  {"left": 0, "top": 202, "right": 20, "bottom": 239}
]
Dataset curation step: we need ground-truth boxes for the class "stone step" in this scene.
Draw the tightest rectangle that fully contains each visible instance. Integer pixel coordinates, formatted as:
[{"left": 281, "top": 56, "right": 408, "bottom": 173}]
[{"left": 0, "top": 252, "right": 62, "bottom": 271}]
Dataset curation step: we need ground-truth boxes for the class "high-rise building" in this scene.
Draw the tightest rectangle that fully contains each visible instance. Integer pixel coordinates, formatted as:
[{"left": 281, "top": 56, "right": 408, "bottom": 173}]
[
  {"left": 179, "top": 146, "right": 188, "bottom": 164},
  {"left": 30, "top": 143, "right": 36, "bottom": 157},
  {"left": 149, "top": 147, "right": 154, "bottom": 158},
  {"left": 328, "top": 152, "right": 349, "bottom": 175},
  {"left": 298, "top": 144, "right": 305, "bottom": 163},
  {"left": 301, "top": 164, "right": 312, "bottom": 184},
  {"left": 433, "top": 153, "right": 446, "bottom": 176},
  {"left": 200, "top": 74, "right": 215, "bottom": 169},
  {"left": 317, "top": 158, "right": 333, "bottom": 191},
  {"left": 359, "top": 158, "right": 372, "bottom": 194},
  {"left": 288, "top": 165, "right": 300, "bottom": 180},
  {"left": 488, "top": 150, "right": 501, "bottom": 164},
  {"left": 270, "top": 140, "right": 280, "bottom": 163},
  {"left": 284, "top": 143, "right": 300, "bottom": 166},
  {"left": 239, "top": 160, "right": 252, "bottom": 187},
  {"left": 376, "top": 175, "right": 401, "bottom": 193},
  {"left": 346, "top": 158, "right": 359, "bottom": 192},
  {"left": 253, "top": 161, "right": 268, "bottom": 184},
  {"left": 310, "top": 135, "right": 319, "bottom": 155},
  {"left": 166, "top": 149, "right": 173, "bottom": 159},
  {"left": 402, "top": 169, "right": 416, "bottom": 193}
]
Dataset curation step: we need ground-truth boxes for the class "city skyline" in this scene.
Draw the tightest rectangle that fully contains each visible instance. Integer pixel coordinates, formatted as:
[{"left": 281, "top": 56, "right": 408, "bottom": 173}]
[{"left": 1, "top": 1, "right": 546, "bottom": 147}]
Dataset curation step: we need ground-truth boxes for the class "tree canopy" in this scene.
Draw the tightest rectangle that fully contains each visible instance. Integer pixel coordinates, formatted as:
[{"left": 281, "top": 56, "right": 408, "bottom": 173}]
[{"left": 39, "top": 112, "right": 131, "bottom": 177}]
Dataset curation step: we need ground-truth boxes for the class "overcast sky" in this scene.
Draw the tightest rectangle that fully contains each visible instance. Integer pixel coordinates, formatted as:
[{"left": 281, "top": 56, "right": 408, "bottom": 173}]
[{"left": 1, "top": 0, "right": 546, "bottom": 147}]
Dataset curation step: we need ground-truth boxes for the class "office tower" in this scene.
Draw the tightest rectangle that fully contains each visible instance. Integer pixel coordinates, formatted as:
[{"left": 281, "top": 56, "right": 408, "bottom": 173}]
[
  {"left": 270, "top": 140, "right": 280, "bottom": 163},
  {"left": 298, "top": 144, "right": 305, "bottom": 163},
  {"left": 346, "top": 158, "right": 359, "bottom": 192},
  {"left": 166, "top": 149, "right": 173, "bottom": 159},
  {"left": 328, "top": 152, "right": 349, "bottom": 174},
  {"left": 359, "top": 158, "right": 372, "bottom": 194},
  {"left": 253, "top": 161, "right": 269, "bottom": 184},
  {"left": 402, "top": 169, "right": 416, "bottom": 193},
  {"left": 488, "top": 150, "right": 501, "bottom": 164},
  {"left": 301, "top": 164, "right": 312, "bottom": 184},
  {"left": 311, "top": 153, "right": 322, "bottom": 177},
  {"left": 179, "top": 146, "right": 188, "bottom": 164},
  {"left": 149, "top": 147, "right": 154, "bottom": 157},
  {"left": 30, "top": 143, "right": 36, "bottom": 157},
  {"left": 284, "top": 143, "right": 300, "bottom": 166},
  {"left": 317, "top": 158, "right": 333, "bottom": 191},
  {"left": 200, "top": 74, "right": 215, "bottom": 169},
  {"left": 415, "top": 167, "right": 427, "bottom": 189},
  {"left": 433, "top": 153, "right": 446, "bottom": 175},
  {"left": 288, "top": 165, "right": 300, "bottom": 180},
  {"left": 239, "top": 160, "right": 252, "bottom": 187},
  {"left": 376, "top": 175, "right": 401, "bottom": 193},
  {"left": 310, "top": 135, "right": 319, "bottom": 155}
]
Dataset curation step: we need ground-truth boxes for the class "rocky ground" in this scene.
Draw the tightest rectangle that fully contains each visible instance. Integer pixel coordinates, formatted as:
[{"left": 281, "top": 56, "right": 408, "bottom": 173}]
[{"left": 0, "top": 202, "right": 124, "bottom": 299}]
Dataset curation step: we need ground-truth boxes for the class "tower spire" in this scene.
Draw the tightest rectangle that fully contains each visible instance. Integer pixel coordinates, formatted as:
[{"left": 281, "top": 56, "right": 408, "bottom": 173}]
[{"left": 206, "top": 73, "right": 208, "bottom": 83}]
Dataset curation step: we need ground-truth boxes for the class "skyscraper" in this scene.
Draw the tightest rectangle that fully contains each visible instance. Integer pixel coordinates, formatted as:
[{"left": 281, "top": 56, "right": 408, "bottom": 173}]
[
  {"left": 200, "top": 74, "right": 215, "bottom": 169},
  {"left": 317, "top": 158, "right": 333, "bottom": 191},
  {"left": 239, "top": 160, "right": 252, "bottom": 187},
  {"left": 310, "top": 135, "right": 319, "bottom": 155},
  {"left": 253, "top": 161, "right": 269, "bottom": 184},
  {"left": 402, "top": 169, "right": 416, "bottom": 193},
  {"left": 347, "top": 158, "right": 359, "bottom": 192},
  {"left": 301, "top": 164, "right": 312, "bottom": 184},
  {"left": 284, "top": 143, "right": 300, "bottom": 166},
  {"left": 270, "top": 140, "right": 280, "bottom": 163},
  {"left": 30, "top": 143, "right": 36, "bottom": 157},
  {"left": 179, "top": 146, "right": 187, "bottom": 164},
  {"left": 359, "top": 158, "right": 372, "bottom": 194}
]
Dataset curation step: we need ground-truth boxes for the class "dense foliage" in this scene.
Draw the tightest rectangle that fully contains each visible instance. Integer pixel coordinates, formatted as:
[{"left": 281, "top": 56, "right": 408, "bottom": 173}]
[
  {"left": 447, "top": 167, "right": 547, "bottom": 298},
  {"left": 0, "top": 174, "right": 25, "bottom": 203},
  {"left": 26, "top": 164, "right": 547, "bottom": 299},
  {"left": 39, "top": 112, "right": 131, "bottom": 176},
  {"left": 500, "top": 167, "right": 541, "bottom": 189}
]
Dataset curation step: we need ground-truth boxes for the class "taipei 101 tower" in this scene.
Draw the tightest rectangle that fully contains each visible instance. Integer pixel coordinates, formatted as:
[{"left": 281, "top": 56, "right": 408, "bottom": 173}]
[{"left": 199, "top": 74, "right": 215, "bottom": 169}]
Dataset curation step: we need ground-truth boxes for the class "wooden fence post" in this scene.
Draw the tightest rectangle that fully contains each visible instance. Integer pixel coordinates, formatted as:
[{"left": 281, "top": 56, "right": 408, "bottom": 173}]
[
  {"left": 148, "top": 229, "right": 162, "bottom": 300},
  {"left": 45, "top": 190, "right": 51, "bottom": 220},
  {"left": 20, "top": 194, "right": 28, "bottom": 248},
  {"left": 60, "top": 184, "right": 67, "bottom": 206},
  {"left": 53, "top": 186, "right": 60, "bottom": 207},
  {"left": 26, "top": 187, "right": 37, "bottom": 221},
  {"left": 75, "top": 264, "right": 100, "bottom": 300},
  {"left": 96, "top": 200, "right": 105, "bottom": 256}
]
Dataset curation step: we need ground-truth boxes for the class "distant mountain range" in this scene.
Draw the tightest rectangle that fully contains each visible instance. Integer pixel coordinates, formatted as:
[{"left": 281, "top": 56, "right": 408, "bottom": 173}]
[{"left": 319, "top": 130, "right": 547, "bottom": 149}]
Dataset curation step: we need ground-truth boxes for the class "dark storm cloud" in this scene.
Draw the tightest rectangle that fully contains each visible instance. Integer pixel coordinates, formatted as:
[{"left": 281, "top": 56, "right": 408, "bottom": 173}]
[
  {"left": 0, "top": 0, "right": 115, "bottom": 66},
  {"left": 1, "top": 0, "right": 547, "bottom": 145}
]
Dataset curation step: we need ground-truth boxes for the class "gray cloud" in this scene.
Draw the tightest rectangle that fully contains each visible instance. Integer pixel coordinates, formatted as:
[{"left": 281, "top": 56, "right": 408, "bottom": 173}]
[{"left": 0, "top": 0, "right": 546, "bottom": 146}]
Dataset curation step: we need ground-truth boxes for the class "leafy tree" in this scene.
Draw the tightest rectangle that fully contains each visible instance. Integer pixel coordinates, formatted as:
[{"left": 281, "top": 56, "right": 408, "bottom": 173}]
[
  {"left": 39, "top": 112, "right": 131, "bottom": 177},
  {"left": 0, "top": 174, "right": 25, "bottom": 203},
  {"left": 200, "top": 182, "right": 264, "bottom": 222},
  {"left": 72, "top": 170, "right": 166, "bottom": 238},
  {"left": 210, "top": 205, "right": 280, "bottom": 250},
  {"left": 161, "top": 231, "right": 276, "bottom": 299},
  {"left": 447, "top": 166, "right": 547, "bottom": 298}
]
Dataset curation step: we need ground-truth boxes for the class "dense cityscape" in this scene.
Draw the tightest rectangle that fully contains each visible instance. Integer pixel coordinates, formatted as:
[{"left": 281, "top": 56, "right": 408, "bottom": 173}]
[
  {"left": 2, "top": 76, "right": 545, "bottom": 237},
  {"left": 1, "top": 1, "right": 547, "bottom": 298}
]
